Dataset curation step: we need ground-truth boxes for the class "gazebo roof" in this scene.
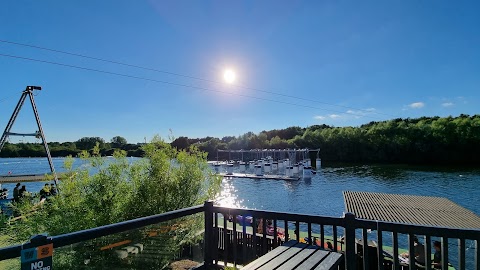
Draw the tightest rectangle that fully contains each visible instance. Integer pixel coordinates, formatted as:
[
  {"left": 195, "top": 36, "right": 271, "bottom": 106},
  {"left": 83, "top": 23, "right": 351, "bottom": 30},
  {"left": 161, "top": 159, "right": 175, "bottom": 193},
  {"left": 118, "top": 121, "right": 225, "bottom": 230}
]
[{"left": 343, "top": 191, "right": 480, "bottom": 229}]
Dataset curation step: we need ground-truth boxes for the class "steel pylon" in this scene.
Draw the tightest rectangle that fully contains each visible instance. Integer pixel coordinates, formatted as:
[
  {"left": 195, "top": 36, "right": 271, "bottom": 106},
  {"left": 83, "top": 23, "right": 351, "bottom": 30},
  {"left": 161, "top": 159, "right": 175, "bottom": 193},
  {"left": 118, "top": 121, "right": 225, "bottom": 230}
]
[{"left": 0, "top": 86, "right": 58, "bottom": 185}]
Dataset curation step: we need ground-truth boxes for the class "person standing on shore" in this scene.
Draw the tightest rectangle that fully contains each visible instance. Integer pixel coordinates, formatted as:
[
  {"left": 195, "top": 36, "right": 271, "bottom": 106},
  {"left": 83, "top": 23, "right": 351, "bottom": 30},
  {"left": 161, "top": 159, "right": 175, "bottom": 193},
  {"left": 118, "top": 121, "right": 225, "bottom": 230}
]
[
  {"left": 19, "top": 185, "right": 27, "bottom": 200},
  {"left": 40, "top": 184, "right": 51, "bottom": 197},
  {"left": 13, "top": 183, "right": 20, "bottom": 202},
  {"left": 50, "top": 183, "right": 57, "bottom": 196}
]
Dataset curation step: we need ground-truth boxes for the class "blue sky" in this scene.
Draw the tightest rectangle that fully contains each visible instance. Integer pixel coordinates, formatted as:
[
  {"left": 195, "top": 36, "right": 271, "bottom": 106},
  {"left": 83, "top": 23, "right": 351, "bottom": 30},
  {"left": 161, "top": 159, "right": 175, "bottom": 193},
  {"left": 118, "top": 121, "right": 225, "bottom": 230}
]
[{"left": 0, "top": 1, "right": 479, "bottom": 143}]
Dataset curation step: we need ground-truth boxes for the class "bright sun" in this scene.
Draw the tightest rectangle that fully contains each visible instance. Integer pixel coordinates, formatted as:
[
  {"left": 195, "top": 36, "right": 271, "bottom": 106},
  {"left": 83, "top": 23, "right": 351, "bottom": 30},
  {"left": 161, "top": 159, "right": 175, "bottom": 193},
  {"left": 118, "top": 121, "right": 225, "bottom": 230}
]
[{"left": 223, "top": 69, "right": 236, "bottom": 84}]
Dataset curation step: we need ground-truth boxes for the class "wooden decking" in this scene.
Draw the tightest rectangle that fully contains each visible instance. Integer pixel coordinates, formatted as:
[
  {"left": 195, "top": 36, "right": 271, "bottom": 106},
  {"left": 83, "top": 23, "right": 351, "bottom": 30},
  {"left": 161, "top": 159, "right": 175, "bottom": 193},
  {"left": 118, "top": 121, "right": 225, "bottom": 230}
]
[
  {"left": 0, "top": 173, "right": 67, "bottom": 183},
  {"left": 218, "top": 173, "right": 300, "bottom": 181},
  {"left": 343, "top": 191, "right": 480, "bottom": 229},
  {"left": 242, "top": 240, "right": 343, "bottom": 270},
  {"left": 0, "top": 174, "right": 50, "bottom": 183}
]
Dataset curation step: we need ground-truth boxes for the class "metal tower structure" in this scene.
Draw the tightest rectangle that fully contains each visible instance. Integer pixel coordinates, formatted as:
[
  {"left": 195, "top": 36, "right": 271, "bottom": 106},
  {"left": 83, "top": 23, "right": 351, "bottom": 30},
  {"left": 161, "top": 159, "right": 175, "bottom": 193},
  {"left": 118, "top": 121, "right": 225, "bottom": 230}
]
[{"left": 0, "top": 86, "right": 58, "bottom": 185}]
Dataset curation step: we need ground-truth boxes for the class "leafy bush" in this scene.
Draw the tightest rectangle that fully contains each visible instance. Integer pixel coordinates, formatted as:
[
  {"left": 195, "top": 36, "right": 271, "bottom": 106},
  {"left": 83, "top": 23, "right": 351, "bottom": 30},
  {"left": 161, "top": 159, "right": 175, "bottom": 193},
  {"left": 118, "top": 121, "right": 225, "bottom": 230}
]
[{"left": 1, "top": 137, "right": 221, "bottom": 268}]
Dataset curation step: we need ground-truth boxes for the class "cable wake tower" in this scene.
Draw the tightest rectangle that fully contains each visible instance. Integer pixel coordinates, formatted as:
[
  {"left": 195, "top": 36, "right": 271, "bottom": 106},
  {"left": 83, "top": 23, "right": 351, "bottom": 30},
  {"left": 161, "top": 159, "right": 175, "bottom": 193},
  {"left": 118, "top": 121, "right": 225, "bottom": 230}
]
[{"left": 0, "top": 86, "right": 58, "bottom": 185}]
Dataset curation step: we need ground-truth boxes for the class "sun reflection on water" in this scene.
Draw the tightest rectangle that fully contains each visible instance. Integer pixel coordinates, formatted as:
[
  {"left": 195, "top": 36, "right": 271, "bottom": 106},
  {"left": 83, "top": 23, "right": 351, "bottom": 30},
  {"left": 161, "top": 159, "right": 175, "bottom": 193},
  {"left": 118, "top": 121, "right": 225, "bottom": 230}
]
[{"left": 215, "top": 178, "right": 244, "bottom": 208}]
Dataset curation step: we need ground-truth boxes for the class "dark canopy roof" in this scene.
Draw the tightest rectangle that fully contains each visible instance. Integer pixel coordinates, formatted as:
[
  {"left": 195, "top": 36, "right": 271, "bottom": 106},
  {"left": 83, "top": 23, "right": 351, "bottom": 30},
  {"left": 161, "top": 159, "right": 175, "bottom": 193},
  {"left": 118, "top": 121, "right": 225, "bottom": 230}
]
[{"left": 343, "top": 191, "right": 480, "bottom": 229}]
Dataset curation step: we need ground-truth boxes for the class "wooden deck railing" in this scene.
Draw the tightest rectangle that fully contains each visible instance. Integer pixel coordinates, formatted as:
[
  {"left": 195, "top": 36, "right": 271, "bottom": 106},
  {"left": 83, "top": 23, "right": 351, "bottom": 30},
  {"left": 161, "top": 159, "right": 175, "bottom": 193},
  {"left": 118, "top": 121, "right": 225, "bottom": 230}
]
[
  {"left": 205, "top": 202, "right": 480, "bottom": 270},
  {"left": 0, "top": 201, "right": 479, "bottom": 270}
]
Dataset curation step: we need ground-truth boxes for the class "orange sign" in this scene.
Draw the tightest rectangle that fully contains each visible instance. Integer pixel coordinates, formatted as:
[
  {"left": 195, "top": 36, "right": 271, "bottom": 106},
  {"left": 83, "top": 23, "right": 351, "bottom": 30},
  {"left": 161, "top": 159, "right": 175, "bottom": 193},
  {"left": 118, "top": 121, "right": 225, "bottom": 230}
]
[{"left": 36, "top": 244, "right": 53, "bottom": 259}]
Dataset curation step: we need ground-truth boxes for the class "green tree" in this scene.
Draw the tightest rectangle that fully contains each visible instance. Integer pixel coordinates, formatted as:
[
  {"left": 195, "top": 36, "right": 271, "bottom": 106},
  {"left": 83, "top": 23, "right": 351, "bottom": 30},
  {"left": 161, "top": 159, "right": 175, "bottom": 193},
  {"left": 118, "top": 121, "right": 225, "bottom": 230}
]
[
  {"left": 269, "top": 136, "right": 291, "bottom": 149},
  {"left": 75, "top": 137, "right": 105, "bottom": 150},
  {"left": 171, "top": 136, "right": 190, "bottom": 150},
  {"left": 110, "top": 136, "right": 127, "bottom": 148},
  {"left": 2, "top": 115, "right": 480, "bottom": 165},
  {"left": 3, "top": 138, "right": 221, "bottom": 268}
]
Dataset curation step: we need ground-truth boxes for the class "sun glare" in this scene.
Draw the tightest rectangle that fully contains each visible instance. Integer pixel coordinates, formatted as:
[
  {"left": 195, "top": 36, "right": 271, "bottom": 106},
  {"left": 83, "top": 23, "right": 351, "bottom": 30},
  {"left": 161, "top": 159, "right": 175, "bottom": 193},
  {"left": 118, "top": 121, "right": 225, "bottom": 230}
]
[{"left": 223, "top": 69, "right": 236, "bottom": 84}]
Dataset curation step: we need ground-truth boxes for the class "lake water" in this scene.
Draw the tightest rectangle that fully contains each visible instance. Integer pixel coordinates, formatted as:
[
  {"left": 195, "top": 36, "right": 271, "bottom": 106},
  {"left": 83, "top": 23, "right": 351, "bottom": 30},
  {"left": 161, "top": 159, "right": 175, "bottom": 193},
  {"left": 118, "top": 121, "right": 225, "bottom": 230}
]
[
  {"left": 0, "top": 157, "right": 137, "bottom": 193},
  {"left": 1, "top": 158, "right": 479, "bottom": 268},
  {"left": 216, "top": 164, "right": 480, "bottom": 217},
  {"left": 1, "top": 157, "right": 479, "bottom": 217}
]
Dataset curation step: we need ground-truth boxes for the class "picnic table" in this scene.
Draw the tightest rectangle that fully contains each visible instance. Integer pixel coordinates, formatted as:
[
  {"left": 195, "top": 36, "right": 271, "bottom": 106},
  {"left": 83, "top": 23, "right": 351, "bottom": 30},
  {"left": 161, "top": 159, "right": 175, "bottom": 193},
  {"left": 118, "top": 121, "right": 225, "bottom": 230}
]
[{"left": 242, "top": 240, "right": 344, "bottom": 270}]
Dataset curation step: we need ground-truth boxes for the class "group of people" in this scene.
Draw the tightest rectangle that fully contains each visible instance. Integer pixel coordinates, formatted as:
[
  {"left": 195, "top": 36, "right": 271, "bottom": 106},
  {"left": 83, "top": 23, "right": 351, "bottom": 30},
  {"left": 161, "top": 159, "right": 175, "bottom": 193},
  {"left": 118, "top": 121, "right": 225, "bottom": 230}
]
[
  {"left": 39, "top": 183, "right": 57, "bottom": 199},
  {"left": 0, "top": 188, "right": 8, "bottom": 199},
  {"left": 11, "top": 182, "right": 57, "bottom": 202},
  {"left": 401, "top": 236, "right": 444, "bottom": 268},
  {"left": 0, "top": 184, "right": 8, "bottom": 200},
  {"left": 12, "top": 183, "right": 29, "bottom": 202},
  {"left": 257, "top": 218, "right": 286, "bottom": 239}
]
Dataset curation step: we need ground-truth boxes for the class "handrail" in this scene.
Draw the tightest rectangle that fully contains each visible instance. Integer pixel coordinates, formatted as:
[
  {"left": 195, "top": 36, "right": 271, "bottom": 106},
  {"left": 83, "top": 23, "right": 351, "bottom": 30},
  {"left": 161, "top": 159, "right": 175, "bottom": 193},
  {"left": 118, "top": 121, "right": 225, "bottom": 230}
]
[
  {"left": 207, "top": 205, "right": 352, "bottom": 268},
  {"left": 212, "top": 205, "right": 345, "bottom": 226},
  {"left": 355, "top": 218, "right": 480, "bottom": 239},
  {"left": 212, "top": 205, "right": 480, "bottom": 238},
  {"left": 207, "top": 205, "right": 480, "bottom": 270},
  {"left": 0, "top": 204, "right": 204, "bottom": 261},
  {"left": 2, "top": 203, "right": 480, "bottom": 269}
]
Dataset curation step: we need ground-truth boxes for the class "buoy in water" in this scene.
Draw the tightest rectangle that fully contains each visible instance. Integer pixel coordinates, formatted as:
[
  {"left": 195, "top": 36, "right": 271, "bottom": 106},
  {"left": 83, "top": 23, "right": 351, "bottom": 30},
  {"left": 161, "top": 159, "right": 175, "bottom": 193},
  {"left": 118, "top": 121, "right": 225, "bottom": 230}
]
[
  {"left": 239, "top": 162, "right": 246, "bottom": 172},
  {"left": 272, "top": 161, "right": 278, "bottom": 171},
  {"left": 226, "top": 164, "right": 234, "bottom": 175},
  {"left": 264, "top": 163, "right": 271, "bottom": 173},
  {"left": 254, "top": 165, "right": 263, "bottom": 176}
]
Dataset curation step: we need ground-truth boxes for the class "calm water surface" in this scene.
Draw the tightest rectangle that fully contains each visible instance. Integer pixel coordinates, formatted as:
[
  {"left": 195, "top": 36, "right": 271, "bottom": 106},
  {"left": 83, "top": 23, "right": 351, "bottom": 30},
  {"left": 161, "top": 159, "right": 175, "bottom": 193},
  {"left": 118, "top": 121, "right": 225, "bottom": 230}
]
[
  {"left": 2, "top": 158, "right": 478, "bottom": 216},
  {"left": 0, "top": 157, "right": 136, "bottom": 192}
]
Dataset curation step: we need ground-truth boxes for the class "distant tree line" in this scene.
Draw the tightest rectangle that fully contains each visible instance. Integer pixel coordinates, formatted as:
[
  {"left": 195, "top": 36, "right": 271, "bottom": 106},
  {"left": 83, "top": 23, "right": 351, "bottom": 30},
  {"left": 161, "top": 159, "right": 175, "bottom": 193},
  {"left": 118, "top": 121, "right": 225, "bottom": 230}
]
[
  {"left": 2, "top": 115, "right": 480, "bottom": 165},
  {"left": 0, "top": 136, "right": 145, "bottom": 158},
  {"left": 171, "top": 115, "right": 480, "bottom": 166}
]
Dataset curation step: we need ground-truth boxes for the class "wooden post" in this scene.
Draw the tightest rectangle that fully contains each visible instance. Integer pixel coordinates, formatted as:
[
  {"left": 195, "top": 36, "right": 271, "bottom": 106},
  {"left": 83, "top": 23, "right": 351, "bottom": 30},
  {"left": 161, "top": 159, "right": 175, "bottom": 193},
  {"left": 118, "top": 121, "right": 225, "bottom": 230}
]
[
  {"left": 393, "top": 232, "right": 399, "bottom": 269},
  {"left": 425, "top": 235, "right": 432, "bottom": 270},
  {"left": 377, "top": 228, "right": 384, "bottom": 270},
  {"left": 441, "top": 237, "right": 448, "bottom": 270},
  {"left": 476, "top": 239, "right": 480, "bottom": 270},
  {"left": 458, "top": 238, "right": 465, "bottom": 270},
  {"left": 408, "top": 234, "right": 415, "bottom": 270},
  {"left": 344, "top": 212, "right": 356, "bottom": 270},
  {"left": 362, "top": 228, "right": 369, "bottom": 270},
  {"left": 204, "top": 201, "right": 214, "bottom": 269}
]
